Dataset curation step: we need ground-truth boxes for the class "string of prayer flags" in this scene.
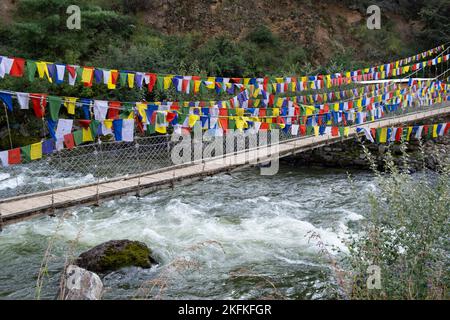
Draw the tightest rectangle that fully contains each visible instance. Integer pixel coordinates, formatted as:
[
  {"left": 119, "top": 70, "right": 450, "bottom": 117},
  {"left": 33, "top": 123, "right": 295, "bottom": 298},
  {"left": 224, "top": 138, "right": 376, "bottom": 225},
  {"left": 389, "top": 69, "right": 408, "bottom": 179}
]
[
  {"left": 0, "top": 45, "right": 446, "bottom": 94},
  {"left": 358, "top": 123, "right": 450, "bottom": 144}
]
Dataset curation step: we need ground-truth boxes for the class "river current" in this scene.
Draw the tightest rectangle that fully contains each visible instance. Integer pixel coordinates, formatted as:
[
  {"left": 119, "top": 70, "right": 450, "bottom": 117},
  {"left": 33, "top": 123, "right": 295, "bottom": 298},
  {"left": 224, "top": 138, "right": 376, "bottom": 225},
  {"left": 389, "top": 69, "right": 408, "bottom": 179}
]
[{"left": 0, "top": 164, "right": 374, "bottom": 299}]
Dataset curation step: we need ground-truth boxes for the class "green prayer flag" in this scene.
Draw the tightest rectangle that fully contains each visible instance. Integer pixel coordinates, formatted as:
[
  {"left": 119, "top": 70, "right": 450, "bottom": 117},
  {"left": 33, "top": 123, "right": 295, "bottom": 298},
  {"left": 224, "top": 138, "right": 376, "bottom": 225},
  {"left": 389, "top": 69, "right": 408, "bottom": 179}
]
[
  {"left": 376, "top": 128, "right": 381, "bottom": 143},
  {"left": 178, "top": 106, "right": 188, "bottom": 124},
  {"left": 90, "top": 120, "right": 100, "bottom": 138},
  {"left": 21, "top": 145, "right": 32, "bottom": 162},
  {"left": 338, "top": 127, "right": 345, "bottom": 137},
  {"left": 307, "top": 126, "right": 313, "bottom": 135},
  {"left": 156, "top": 76, "right": 164, "bottom": 91},
  {"left": 156, "top": 111, "right": 165, "bottom": 126},
  {"left": 147, "top": 123, "right": 156, "bottom": 135},
  {"left": 48, "top": 96, "right": 62, "bottom": 121},
  {"left": 200, "top": 82, "right": 207, "bottom": 95},
  {"left": 427, "top": 126, "right": 433, "bottom": 139},
  {"left": 73, "top": 130, "right": 83, "bottom": 146},
  {"left": 228, "top": 119, "right": 236, "bottom": 129},
  {"left": 119, "top": 72, "right": 128, "bottom": 87},
  {"left": 26, "top": 60, "right": 37, "bottom": 82},
  {"left": 76, "top": 67, "right": 83, "bottom": 82}
]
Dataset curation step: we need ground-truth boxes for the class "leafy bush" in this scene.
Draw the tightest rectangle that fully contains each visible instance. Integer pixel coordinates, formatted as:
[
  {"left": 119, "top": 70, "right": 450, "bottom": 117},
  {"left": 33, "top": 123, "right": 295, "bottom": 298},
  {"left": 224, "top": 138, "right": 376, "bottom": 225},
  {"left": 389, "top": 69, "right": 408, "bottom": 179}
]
[{"left": 341, "top": 143, "right": 449, "bottom": 299}]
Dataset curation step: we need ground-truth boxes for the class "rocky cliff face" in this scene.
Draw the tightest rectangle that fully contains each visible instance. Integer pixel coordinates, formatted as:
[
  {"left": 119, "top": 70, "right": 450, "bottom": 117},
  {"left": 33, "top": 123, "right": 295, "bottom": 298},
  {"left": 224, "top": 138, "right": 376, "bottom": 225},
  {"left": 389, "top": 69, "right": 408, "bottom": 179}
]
[{"left": 139, "top": 0, "right": 418, "bottom": 63}]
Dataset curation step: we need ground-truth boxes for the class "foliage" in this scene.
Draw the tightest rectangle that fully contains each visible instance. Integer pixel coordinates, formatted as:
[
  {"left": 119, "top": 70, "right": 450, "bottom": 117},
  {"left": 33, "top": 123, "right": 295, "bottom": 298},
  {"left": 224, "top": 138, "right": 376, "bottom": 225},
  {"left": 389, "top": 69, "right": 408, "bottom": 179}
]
[{"left": 342, "top": 143, "right": 449, "bottom": 299}]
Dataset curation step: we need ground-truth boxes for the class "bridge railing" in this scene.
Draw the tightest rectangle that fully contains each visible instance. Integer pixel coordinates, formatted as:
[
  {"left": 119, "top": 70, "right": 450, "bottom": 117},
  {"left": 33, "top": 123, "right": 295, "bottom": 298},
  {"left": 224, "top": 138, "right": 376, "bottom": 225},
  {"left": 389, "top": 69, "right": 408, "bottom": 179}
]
[{"left": 0, "top": 100, "right": 448, "bottom": 200}]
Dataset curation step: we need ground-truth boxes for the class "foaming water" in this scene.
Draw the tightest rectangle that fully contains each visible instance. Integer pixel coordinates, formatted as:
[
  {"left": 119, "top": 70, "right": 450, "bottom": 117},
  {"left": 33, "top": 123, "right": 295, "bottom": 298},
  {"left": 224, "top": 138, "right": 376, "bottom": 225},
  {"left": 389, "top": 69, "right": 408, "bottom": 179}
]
[
  {"left": 0, "top": 166, "right": 373, "bottom": 299},
  {"left": 0, "top": 165, "right": 96, "bottom": 198}
]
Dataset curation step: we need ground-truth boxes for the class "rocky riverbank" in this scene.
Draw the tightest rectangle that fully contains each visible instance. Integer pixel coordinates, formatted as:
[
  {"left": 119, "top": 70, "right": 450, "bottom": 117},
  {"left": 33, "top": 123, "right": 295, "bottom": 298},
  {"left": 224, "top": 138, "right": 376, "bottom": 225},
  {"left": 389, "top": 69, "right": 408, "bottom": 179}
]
[{"left": 282, "top": 133, "right": 450, "bottom": 172}]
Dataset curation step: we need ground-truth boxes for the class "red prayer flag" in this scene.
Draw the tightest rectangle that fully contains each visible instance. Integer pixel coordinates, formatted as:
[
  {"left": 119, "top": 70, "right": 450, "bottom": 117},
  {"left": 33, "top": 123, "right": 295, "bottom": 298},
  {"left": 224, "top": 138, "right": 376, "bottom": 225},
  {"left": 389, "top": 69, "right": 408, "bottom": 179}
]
[
  {"left": 444, "top": 123, "right": 450, "bottom": 135},
  {"left": 260, "top": 122, "right": 269, "bottom": 130},
  {"left": 30, "top": 94, "right": 47, "bottom": 118},
  {"left": 66, "top": 65, "right": 76, "bottom": 78},
  {"left": 8, "top": 148, "right": 21, "bottom": 165},
  {"left": 9, "top": 58, "right": 25, "bottom": 77},
  {"left": 147, "top": 73, "right": 157, "bottom": 92},
  {"left": 299, "top": 125, "right": 306, "bottom": 135},
  {"left": 107, "top": 101, "right": 121, "bottom": 119},
  {"left": 331, "top": 127, "right": 339, "bottom": 137},
  {"left": 111, "top": 70, "right": 119, "bottom": 85},
  {"left": 166, "top": 112, "right": 176, "bottom": 123},
  {"left": 64, "top": 133, "right": 75, "bottom": 150},
  {"left": 78, "top": 120, "right": 91, "bottom": 128},
  {"left": 219, "top": 108, "right": 228, "bottom": 130},
  {"left": 395, "top": 127, "right": 403, "bottom": 141}
]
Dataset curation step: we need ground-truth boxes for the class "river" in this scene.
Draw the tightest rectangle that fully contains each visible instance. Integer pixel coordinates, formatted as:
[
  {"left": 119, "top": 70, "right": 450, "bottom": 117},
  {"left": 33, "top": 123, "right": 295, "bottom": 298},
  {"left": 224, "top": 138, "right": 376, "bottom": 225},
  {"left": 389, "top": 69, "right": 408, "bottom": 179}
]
[{"left": 0, "top": 164, "right": 374, "bottom": 300}]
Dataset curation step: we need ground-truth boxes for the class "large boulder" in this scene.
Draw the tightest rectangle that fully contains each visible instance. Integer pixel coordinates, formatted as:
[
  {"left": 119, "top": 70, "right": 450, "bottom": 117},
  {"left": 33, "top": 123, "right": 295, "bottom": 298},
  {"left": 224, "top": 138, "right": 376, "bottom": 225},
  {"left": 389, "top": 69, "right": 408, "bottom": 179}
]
[
  {"left": 61, "top": 265, "right": 103, "bottom": 300},
  {"left": 76, "top": 240, "right": 156, "bottom": 273}
]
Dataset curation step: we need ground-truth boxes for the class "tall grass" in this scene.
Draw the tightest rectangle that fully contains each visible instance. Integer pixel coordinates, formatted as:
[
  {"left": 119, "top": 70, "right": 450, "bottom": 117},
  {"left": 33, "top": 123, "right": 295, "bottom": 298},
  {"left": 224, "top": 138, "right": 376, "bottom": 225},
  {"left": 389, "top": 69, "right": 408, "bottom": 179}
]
[{"left": 340, "top": 141, "right": 449, "bottom": 299}]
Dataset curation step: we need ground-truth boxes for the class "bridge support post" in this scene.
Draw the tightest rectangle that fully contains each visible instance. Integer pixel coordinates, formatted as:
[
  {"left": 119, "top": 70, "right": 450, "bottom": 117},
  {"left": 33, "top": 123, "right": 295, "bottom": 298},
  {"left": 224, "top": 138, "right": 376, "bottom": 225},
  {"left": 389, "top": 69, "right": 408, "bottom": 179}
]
[
  {"left": 0, "top": 211, "right": 3, "bottom": 232},
  {"left": 135, "top": 143, "right": 142, "bottom": 198},
  {"left": 94, "top": 140, "right": 101, "bottom": 207},
  {"left": 49, "top": 176, "right": 56, "bottom": 217}
]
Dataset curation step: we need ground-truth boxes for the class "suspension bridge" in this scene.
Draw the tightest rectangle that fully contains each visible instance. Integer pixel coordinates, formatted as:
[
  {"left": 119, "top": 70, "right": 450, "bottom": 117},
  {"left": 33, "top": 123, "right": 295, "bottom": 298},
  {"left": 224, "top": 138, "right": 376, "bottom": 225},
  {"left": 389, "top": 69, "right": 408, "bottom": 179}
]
[{"left": 0, "top": 101, "right": 449, "bottom": 228}]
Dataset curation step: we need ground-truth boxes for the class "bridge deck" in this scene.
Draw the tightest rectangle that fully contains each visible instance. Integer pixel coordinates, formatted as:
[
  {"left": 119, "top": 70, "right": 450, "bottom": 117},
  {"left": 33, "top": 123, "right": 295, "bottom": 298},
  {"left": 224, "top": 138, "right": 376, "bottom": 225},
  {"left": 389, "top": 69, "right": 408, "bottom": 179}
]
[{"left": 1, "top": 106, "right": 449, "bottom": 226}]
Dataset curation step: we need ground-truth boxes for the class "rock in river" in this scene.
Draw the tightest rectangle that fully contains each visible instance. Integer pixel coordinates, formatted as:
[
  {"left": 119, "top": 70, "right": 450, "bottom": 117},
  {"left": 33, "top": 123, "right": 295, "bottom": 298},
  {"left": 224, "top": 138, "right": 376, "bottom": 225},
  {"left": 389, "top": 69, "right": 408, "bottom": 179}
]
[
  {"left": 76, "top": 240, "right": 157, "bottom": 273},
  {"left": 61, "top": 265, "right": 103, "bottom": 300}
]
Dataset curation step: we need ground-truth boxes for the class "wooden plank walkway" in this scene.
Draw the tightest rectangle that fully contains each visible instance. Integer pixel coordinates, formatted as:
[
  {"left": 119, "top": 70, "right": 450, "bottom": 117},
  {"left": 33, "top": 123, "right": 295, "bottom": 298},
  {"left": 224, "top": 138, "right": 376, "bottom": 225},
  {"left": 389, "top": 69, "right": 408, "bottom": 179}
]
[{"left": 1, "top": 105, "right": 449, "bottom": 227}]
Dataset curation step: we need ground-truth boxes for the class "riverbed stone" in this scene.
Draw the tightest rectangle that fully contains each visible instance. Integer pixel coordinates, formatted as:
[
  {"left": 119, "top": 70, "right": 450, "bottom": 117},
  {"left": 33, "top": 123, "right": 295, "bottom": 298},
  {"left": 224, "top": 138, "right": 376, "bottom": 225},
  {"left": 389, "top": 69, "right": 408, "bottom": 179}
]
[
  {"left": 61, "top": 265, "right": 103, "bottom": 300},
  {"left": 76, "top": 240, "right": 156, "bottom": 273}
]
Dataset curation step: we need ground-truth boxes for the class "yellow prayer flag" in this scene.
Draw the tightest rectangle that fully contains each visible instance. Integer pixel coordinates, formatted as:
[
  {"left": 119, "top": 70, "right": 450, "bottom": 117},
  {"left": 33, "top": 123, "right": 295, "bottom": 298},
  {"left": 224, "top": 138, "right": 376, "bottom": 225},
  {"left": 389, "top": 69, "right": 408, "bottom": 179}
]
[
  {"left": 235, "top": 118, "right": 247, "bottom": 131},
  {"left": 379, "top": 127, "right": 388, "bottom": 143},
  {"left": 127, "top": 73, "right": 135, "bottom": 88},
  {"left": 107, "top": 70, "right": 117, "bottom": 89},
  {"left": 36, "top": 62, "right": 52, "bottom": 83},
  {"left": 305, "top": 106, "right": 314, "bottom": 116},
  {"left": 155, "top": 123, "right": 167, "bottom": 134},
  {"left": 343, "top": 127, "right": 349, "bottom": 137},
  {"left": 30, "top": 142, "right": 42, "bottom": 160},
  {"left": 188, "top": 114, "right": 199, "bottom": 127},
  {"left": 163, "top": 76, "right": 173, "bottom": 90},
  {"left": 81, "top": 68, "right": 93, "bottom": 83},
  {"left": 236, "top": 108, "right": 245, "bottom": 117},
  {"left": 82, "top": 128, "right": 94, "bottom": 142},
  {"left": 104, "top": 119, "right": 113, "bottom": 129},
  {"left": 313, "top": 126, "right": 319, "bottom": 137},
  {"left": 136, "top": 103, "right": 148, "bottom": 123},
  {"left": 273, "top": 108, "right": 280, "bottom": 116},
  {"left": 64, "top": 97, "right": 77, "bottom": 115},
  {"left": 432, "top": 124, "right": 438, "bottom": 138},
  {"left": 406, "top": 127, "right": 413, "bottom": 141}
]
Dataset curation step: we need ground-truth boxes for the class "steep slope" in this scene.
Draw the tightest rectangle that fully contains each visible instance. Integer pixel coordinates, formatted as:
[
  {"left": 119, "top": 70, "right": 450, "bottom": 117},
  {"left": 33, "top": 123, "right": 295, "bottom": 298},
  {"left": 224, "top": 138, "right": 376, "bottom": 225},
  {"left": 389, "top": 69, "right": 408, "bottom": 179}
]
[{"left": 139, "top": 0, "right": 419, "bottom": 62}]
